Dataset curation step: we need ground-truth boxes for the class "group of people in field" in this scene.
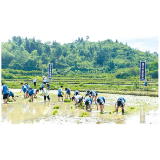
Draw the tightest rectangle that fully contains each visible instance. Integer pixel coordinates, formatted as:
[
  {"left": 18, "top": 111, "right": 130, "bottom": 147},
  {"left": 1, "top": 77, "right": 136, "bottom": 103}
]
[
  {"left": 2, "top": 77, "right": 149, "bottom": 113},
  {"left": 57, "top": 85, "right": 126, "bottom": 113},
  {"left": 1, "top": 76, "right": 51, "bottom": 104}
]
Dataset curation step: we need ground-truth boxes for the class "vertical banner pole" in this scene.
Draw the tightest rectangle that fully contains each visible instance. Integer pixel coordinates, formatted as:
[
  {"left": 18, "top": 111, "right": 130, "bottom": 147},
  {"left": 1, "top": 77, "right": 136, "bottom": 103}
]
[
  {"left": 48, "top": 63, "right": 53, "bottom": 85},
  {"left": 139, "top": 60, "right": 141, "bottom": 89},
  {"left": 145, "top": 60, "right": 146, "bottom": 81}
]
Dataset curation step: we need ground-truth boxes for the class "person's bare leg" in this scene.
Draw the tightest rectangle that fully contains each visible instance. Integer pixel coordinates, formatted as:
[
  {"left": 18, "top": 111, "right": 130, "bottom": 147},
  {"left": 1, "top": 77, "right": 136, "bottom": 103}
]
[
  {"left": 4, "top": 99, "right": 8, "bottom": 103},
  {"left": 12, "top": 97, "right": 16, "bottom": 101},
  {"left": 31, "top": 95, "right": 33, "bottom": 102}
]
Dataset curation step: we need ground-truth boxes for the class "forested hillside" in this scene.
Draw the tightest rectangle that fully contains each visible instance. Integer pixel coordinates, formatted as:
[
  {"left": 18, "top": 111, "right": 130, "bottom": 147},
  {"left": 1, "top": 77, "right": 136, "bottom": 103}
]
[{"left": 1, "top": 36, "right": 158, "bottom": 78}]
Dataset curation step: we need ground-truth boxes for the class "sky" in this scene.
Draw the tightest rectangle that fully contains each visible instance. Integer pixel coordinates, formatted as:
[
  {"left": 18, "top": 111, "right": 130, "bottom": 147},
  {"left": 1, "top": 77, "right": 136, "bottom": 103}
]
[{"left": 1, "top": 35, "right": 159, "bottom": 54}]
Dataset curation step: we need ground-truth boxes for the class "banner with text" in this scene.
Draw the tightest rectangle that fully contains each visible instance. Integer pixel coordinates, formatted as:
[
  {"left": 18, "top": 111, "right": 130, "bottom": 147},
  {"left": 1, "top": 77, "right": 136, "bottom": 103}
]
[
  {"left": 140, "top": 61, "right": 146, "bottom": 80},
  {"left": 48, "top": 63, "right": 53, "bottom": 79}
]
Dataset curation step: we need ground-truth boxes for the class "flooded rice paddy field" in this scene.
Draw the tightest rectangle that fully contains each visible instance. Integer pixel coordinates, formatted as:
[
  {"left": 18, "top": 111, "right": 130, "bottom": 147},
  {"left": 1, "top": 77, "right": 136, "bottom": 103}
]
[{"left": 1, "top": 89, "right": 159, "bottom": 124}]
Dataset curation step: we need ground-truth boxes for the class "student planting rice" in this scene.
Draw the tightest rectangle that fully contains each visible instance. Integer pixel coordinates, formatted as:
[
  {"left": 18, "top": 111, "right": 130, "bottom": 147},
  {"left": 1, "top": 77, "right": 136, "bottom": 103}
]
[
  {"left": 20, "top": 83, "right": 27, "bottom": 98},
  {"left": 58, "top": 86, "right": 64, "bottom": 101},
  {"left": 72, "top": 95, "right": 83, "bottom": 106},
  {"left": 25, "top": 83, "right": 29, "bottom": 97},
  {"left": 84, "top": 97, "right": 92, "bottom": 110},
  {"left": 1, "top": 83, "right": 9, "bottom": 103},
  {"left": 46, "top": 77, "right": 49, "bottom": 83},
  {"left": 40, "top": 87, "right": 50, "bottom": 102},
  {"left": 41, "top": 83, "right": 45, "bottom": 88},
  {"left": 8, "top": 91, "right": 16, "bottom": 101},
  {"left": 29, "top": 89, "right": 39, "bottom": 102},
  {"left": 74, "top": 90, "right": 80, "bottom": 96},
  {"left": 84, "top": 90, "right": 91, "bottom": 98},
  {"left": 43, "top": 76, "right": 47, "bottom": 84},
  {"left": 65, "top": 87, "right": 71, "bottom": 99},
  {"left": 89, "top": 90, "right": 98, "bottom": 103},
  {"left": 115, "top": 97, "right": 126, "bottom": 113},
  {"left": 96, "top": 96, "right": 105, "bottom": 112},
  {"left": 46, "top": 83, "right": 50, "bottom": 90}
]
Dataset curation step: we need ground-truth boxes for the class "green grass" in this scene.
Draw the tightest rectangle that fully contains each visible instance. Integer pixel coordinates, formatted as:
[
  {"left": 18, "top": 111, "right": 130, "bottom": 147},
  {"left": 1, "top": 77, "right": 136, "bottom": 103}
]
[
  {"left": 2, "top": 73, "right": 158, "bottom": 97},
  {"left": 53, "top": 106, "right": 59, "bottom": 109},
  {"left": 53, "top": 110, "right": 58, "bottom": 115},
  {"left": 64, "top": 99, "right": 72, "bottom": 102},
  {"left": 79, "top": 112, "right": 88, "bottom": 117},
  {"left": 129, "top": 107, "right": 135, "bottom": 109},
  {"left": 78, "top": 102, "right": 85, "bottom": 109},
  {"left": 8, "top": 98, "right": 14, "bottom": 102}
]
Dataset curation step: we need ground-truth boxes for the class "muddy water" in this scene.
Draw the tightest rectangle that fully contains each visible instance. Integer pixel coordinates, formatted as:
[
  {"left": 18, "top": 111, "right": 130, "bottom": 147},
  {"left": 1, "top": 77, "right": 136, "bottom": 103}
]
[{"left": 1, "top": 89, "right": 159, "bottom": 124}]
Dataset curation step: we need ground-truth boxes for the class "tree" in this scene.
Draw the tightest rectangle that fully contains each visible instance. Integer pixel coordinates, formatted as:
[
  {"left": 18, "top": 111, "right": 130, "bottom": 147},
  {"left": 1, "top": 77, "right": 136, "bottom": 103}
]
[
  {"left": 12, "top": 36, "right": 17, "bottom": 42},
  {"left": 148, "top": 61, "right": 158, "bottom": 71},
  {"left": 17, "top": 36, "right": 22, "bottom": 46},
  {"left": 86, "top": 36, "right": 89, "bottom": 40},
  {"left": 24, "top": 37, "right": 30, "bottom": 53}
]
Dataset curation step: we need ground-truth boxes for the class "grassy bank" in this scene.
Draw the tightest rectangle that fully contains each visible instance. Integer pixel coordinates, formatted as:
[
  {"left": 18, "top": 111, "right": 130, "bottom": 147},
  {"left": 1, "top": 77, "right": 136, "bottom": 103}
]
[
  {"left": 2, "top": 79, "right": 158, "bottom": 97},
  {"left": 2, "top": 69, "right": 158, "bottom": 97}
]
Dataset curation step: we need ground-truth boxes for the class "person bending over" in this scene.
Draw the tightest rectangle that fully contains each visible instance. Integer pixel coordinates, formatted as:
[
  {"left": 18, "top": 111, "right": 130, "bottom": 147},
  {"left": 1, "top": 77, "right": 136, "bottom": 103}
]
[
  {"left": 89, "top": 90, "right": 98, "bottom": 103},
  {"left": 115, "top": 97, "right": 126, "bottom": 113},
  {"left": 40, "top": 87, "right": 50, "bottom": 102},
  {"left": 29, "top": 89, "right": 39, "bottom": 102},
  {"left": 84, "top": 90, "right": 91, "bottom": 98},
  {"left": 96, "top": 96, "right": 105, "bottom": 112},
  {"left": 72, "top": 95, "right": 83, "bottom": 106},
  {"left": 74, "top": 90, "right": 80, "bottom": 96},
  {"left": 8, "top": 91, "right": 16, "bottom": 101},
  {"left": 65, "top": 87, "right": 71, "bottom": 99},
  {"left": 84, "top": 97, "right": 92, "bottom": 111}
]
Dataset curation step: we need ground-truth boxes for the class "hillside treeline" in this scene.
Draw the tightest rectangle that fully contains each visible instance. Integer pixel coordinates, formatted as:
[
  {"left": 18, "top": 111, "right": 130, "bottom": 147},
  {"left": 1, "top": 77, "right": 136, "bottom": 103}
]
[{"left": 1, "top": 36, "right": 158, "bottom": 78}]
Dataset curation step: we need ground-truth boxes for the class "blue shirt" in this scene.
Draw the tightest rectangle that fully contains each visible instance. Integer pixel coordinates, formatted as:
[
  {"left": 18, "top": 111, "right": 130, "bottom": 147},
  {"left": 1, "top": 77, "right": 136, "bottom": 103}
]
[
  {"left": 96, "top": 96, "right": 105, "bottom": 105},
  {"left": 2, "top": 85, "right": 9, "bottom": 94},
  {"left": 115, "top": 97, "right": 126, "bottom": 105},
  {"left": 41, "top": 84, "right": 44, "bottom": 88},
  {"left": 85, "top": 90, "right": 91, "bottom": 96},
  {"left": 145, "top": 81, "right": 147, "bottom": 86},
  {"left": 26, "top": 85, "right": 29, "bottom": 91},
  {"left": 84, "top": 97, "right": 92, "bottom": 106},
  {"left": 66, "top": 87, "right": 70, "bottom": 94},
  {"left": 9, "top": 91, "right": 14, "bottom": 97},
  {"left": 58, "top": 88, "right": 62, "bottom": 95},
  {"left": 22, "top": 85, "right": 27, "bottom": 92},
  {"left": 29, "top": 89, "right": 36, "bottom": 95},
  {"left": 90, "top": 91, "right": 97, "bottom": 97}
]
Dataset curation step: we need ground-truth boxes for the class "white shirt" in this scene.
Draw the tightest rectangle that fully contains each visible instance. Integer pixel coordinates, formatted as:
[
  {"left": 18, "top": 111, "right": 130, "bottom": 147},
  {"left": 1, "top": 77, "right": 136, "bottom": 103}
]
[
  {"left": 84, "top": 99, "right": 92, "bottom": 106},
  {"left": 42, "top": 88, "right": 49, "bottom": 96},
  {"left": 75, "top": 95, "right": 83, "bottom": 103},
  {"left": 33, "top": 79, "right": 36, "bottom": 82},
  {"left": 43, "top": 78, "right": 47, "bottom": 82},
  {"left": 115, "top": 99, "right": 125, "bottom": 105},
  {"left": 23, "top": 85, "right": 27, "bottom": 89},
  {"left": 33, "top": 89, "right": 37, "bottom": 94},
  {"left": 96, "top": 98, "right": 104, "bottom": 105}
]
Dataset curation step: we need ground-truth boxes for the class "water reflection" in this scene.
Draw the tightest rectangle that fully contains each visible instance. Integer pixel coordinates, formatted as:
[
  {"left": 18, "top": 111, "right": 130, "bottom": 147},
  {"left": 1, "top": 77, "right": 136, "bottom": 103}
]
[
  {"left": 140, "top": 106, "right": 145, "bottom": 124},
  {"left": 1, "top": 92, "right": 159, "bottom": 124}
]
